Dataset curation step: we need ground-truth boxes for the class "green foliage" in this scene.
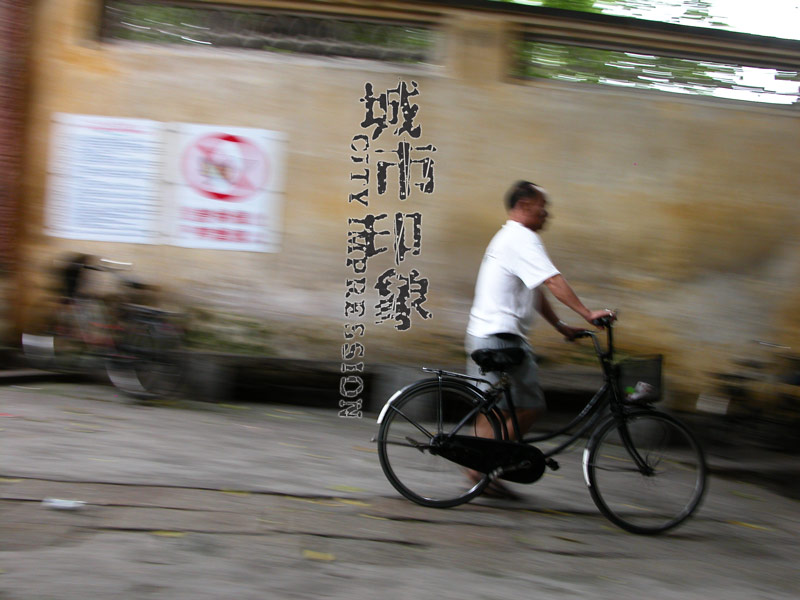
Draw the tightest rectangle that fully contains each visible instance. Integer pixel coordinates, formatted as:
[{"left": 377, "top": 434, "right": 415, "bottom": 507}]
[
  {"left": 495, "top": 0, "right": 599, "bottom": 9},
  {"left": 494, "top": 0, "right": 727, "bottom": 27},
  {"left": 543, "top": 0, "right": 600, "bottom": 12},
  {"left": 514, "top": 40, "right": 734, "bottom": 95}
]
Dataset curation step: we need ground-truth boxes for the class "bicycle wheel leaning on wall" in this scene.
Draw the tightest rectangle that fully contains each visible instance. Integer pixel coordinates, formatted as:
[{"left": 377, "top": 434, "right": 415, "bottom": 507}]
[{"left": 106, "top": 305, "right": 185, "bottom": 400}]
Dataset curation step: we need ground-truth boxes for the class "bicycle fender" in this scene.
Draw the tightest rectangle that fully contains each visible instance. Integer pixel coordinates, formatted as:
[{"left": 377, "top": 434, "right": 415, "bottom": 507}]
[
  {"left": 376, "top": 376, "right": 487, "bottom": 424},
  {"left": 582, "top": 447, "right": 592, "bottom": 487},
  {"left": 581, "top": 408, "right": 658, "bottom": 487},
  {"left": 376, "top": 385, "right": 410, "bottom": 424},
  {"left": 582, "top": 412, "right": 618, "bottom": 487}
]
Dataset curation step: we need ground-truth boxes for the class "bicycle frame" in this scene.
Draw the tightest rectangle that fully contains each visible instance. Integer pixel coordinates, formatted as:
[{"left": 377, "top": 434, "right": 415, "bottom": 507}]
[
  {"left": 414, "top": 320, "right": 653, "bottom": 468},
  {"left": 415, "top": 368, "right": 506, "bottom": 441},
  {"left": 522, "top": 323, "right": 622, "bottom": 456}
]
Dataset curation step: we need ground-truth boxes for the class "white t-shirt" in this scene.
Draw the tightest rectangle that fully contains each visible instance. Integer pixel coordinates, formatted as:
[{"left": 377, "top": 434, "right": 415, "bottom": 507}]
[{"left": 467, "top": 220, "right": 560, "bottom": 338}]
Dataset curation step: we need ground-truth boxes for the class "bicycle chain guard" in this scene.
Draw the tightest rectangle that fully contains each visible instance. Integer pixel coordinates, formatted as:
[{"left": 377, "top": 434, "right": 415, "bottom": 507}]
[{"left": 432, "top": 435, "right": 546, "bottom": 484}]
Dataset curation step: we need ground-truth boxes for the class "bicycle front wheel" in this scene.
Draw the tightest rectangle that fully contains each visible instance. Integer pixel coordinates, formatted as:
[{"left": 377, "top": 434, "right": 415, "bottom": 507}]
[
  {"left": 584, "top": 410, "right": 707, "bottom": 535},
  {"left": 377, "top": 379, "right": 503, "bottom": 508},
  {"left": 107, "top": 317, "right": 183, "bottom": 399}
]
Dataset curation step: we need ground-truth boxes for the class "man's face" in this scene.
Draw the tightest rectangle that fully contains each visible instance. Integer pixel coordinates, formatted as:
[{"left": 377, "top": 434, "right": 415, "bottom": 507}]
[{"left": 521, "top": 194, "right": 549, "bottom": 232}]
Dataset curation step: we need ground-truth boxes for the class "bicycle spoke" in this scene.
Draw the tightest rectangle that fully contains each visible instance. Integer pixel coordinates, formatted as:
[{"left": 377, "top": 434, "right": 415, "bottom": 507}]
[
  {"left": 377, "top": 379, "right": 501, "bottom": 508},
  {"left": 378, "top": 437, "right": 432, "bottom": 451},
  {"left": 109, "top": 317, "right": 184, "bottom": 399},
  {"left": 585, "top": 411, "right": 706, "bottom": 534},
  {"left": 389, "top": 405, "right": 436, "bottom": 439}
]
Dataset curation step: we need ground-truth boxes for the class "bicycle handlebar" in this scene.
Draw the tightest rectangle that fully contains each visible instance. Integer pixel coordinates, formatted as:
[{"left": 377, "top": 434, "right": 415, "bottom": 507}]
[
  {"left": 84, "top": 258, "right": 133, "bottom": 272},
  {"left": 573, "top": 314, "right": 617, "bottom": 358},
  {"left": 572, "top": 314, "right": 616, "bottom": 339},
  {"left": 80, "top": 257, "right": 155, "bottom": 291},
  {"left": 572, "top": 330, "right": 594, "bottom": 340},
  {"left": 591, "top": 315, "right": 616, "bottom": 328}
]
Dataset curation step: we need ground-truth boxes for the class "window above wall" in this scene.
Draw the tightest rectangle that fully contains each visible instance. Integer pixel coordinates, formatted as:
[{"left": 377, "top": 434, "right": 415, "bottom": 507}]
[
  {"left": 100, "top": 1, "right": 439, "bottom": 64},
  {"left": 490, "top": 1, "right": 800, "bottom": 105},
  {"left": 513, "top": 37, "right": 800, "bottom": 105}
]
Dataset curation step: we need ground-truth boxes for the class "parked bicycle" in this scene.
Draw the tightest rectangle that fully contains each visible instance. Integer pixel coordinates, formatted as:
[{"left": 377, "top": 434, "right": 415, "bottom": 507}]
[
  {"left": 22, "top": 254, "right": 185, "bottom": 400},
  {"left": 698, "top": 340, "right": 800, "bottom": 453},
  {"left": 375, "top": 316, "right": 707, "bottom": 535}
]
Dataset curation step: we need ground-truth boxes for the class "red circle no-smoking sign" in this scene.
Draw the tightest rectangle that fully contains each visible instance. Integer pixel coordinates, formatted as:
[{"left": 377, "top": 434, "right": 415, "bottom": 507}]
[{"left": 182, "top": 133, "right": 269, "bottom": 201}]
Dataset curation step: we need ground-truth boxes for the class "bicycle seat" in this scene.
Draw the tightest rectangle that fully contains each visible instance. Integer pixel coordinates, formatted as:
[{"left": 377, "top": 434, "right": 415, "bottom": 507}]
[{"left": 471, "top": 347, "right": 526, "bottom": 373}]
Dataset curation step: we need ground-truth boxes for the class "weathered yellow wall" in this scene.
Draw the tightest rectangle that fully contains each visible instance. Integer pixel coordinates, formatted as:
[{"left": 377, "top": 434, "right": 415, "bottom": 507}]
[{"left": 18, "top": 0, "right": 800, "bottom": 406}]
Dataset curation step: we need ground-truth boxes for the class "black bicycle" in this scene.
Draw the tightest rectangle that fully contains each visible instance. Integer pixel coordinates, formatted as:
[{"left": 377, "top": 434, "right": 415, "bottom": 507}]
[
  {"left": 22, "top": 254, "right": 185, "bottom": 400},
  {"left": 376, "top": 317, "right": 707, "bottom": 535}
]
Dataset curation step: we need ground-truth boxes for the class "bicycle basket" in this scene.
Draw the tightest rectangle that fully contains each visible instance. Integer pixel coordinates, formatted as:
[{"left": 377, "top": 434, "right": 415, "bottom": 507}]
[{"left": 617, "top": 355, "right": 663, "bottom": 404}]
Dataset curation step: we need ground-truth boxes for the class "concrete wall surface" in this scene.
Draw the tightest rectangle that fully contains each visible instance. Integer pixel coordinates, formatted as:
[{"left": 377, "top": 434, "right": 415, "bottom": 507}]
[{"left": 14, "top": 0, "right": 800, "bottom": 408}]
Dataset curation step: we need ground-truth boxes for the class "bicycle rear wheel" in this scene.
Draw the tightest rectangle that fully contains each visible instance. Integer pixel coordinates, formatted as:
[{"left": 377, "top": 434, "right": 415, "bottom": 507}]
[
  {"left": 377, "top": 379, "right": 503, "bottom": 508},
  {"left": 584, "top": 409, "right": 707, "bottom": 534}
]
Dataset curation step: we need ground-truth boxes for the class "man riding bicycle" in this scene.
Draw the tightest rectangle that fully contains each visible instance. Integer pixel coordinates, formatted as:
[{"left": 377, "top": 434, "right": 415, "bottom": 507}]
[{"left": 465, "top": 180, "right": 614, "bottom": 497}]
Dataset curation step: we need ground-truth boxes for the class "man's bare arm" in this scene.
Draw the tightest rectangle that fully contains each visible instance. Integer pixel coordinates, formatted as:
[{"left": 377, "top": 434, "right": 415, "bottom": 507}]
[
  {"left": 536, "top": 289, "right": 584, "bottom": 339},
  {"left": 543, "top": 274, "right": 611, "bottom": 324},
  {"left": 536, "top": 290, "right": 560, "bottom": 326}
]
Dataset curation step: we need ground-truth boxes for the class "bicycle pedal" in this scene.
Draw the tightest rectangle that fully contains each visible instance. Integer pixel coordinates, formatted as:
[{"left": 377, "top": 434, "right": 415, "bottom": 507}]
[
  {"left": 499, "top": 460, "right": 531, "bottom": 474},
  {"left": 545, "top": 458, "right": 560, "bottom": 471},
  {"left": 489, "top": 467, "right": 505, "bottom": 480}
]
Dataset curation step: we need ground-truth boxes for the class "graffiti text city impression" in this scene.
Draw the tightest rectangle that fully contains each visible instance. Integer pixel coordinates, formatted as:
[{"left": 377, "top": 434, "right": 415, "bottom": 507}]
[{"left": 340, "top": 81, "right": 436, "bottom": 418}]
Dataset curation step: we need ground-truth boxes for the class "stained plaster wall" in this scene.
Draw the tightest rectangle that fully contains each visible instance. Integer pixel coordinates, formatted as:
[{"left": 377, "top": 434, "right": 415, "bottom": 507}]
[{"left": 16, "top": 0, "right": 800, "bottom": 406}]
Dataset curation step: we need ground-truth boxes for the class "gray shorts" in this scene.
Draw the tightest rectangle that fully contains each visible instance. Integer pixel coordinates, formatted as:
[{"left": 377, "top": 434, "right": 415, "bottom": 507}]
[{"left": 465, "top": 333, "right": 546, "bottom": 412}]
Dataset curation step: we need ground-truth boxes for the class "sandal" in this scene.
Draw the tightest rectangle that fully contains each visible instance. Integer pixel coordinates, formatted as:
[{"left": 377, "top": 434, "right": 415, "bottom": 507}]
[
  {"left": 465, "top": 468, "right": 521, "bottom": 500},
  {"left": 482, "top": 479, "right": 522, "bottom": 500}
]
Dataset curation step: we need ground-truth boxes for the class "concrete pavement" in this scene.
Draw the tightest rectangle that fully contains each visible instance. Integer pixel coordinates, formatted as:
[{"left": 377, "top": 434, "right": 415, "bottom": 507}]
[
  {"left": 1, "top": 381, "right": 799, "bottom": 599},
  {"left": 2, "top": 352, "right": 797, "bottom": 499}
]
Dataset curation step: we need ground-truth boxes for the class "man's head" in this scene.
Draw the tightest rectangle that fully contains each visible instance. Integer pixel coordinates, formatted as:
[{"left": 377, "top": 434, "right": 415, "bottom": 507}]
[{"left": 506, "top": 180, "right": 549, "bottom": 232}]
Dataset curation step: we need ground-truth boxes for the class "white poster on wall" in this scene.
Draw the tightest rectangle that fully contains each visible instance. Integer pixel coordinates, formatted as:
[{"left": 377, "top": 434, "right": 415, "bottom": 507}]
[
  {"left": 166, "top": 123, "right": 286, "bottom": 252},
  {"left": 46, "top": 113, "right": 164, "bottom": 243}
]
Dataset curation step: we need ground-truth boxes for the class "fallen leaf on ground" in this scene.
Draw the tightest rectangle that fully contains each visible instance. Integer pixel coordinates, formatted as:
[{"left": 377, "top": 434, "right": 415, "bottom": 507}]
[{"left": 302, "top": 550, "right": 335, "bottom": 561}]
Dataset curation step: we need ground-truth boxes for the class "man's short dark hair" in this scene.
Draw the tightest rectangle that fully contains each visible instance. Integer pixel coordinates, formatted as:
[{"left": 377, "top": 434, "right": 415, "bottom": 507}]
[{"left": 506, "top": 180, "right": 542, "bottom": 210}]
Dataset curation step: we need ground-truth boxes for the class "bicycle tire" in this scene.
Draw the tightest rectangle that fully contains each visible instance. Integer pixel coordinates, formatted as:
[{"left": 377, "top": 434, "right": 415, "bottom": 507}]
[
  {"left": 583, "top": 409, "right": 707, "bottom": 535},
  {"left": 107, "top": 317, "right": 183, "bottom": 399},
  {"left": 377, "top": 378, "right": 504, "bottom": 508}
]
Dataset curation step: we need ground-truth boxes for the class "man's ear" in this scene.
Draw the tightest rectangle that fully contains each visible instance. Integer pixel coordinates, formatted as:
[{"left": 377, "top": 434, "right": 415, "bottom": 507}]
[{"left": 514, "top": 197, "right": 530, "bottom": 210}]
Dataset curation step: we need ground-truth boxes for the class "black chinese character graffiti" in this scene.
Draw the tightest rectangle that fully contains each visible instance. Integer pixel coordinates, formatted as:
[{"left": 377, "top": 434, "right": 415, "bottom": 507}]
[
  {"left": 359, "top": 81, "right": 422, "bottom": 140},
  {"left": 376, "top": 141, "right": 436, "bottom": 200},
  {"left": 374, "top": 268, "right": 432, "bottom": 331},
  {"left": 394, "top": 212, "right": 422, "bottom": 265}
]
